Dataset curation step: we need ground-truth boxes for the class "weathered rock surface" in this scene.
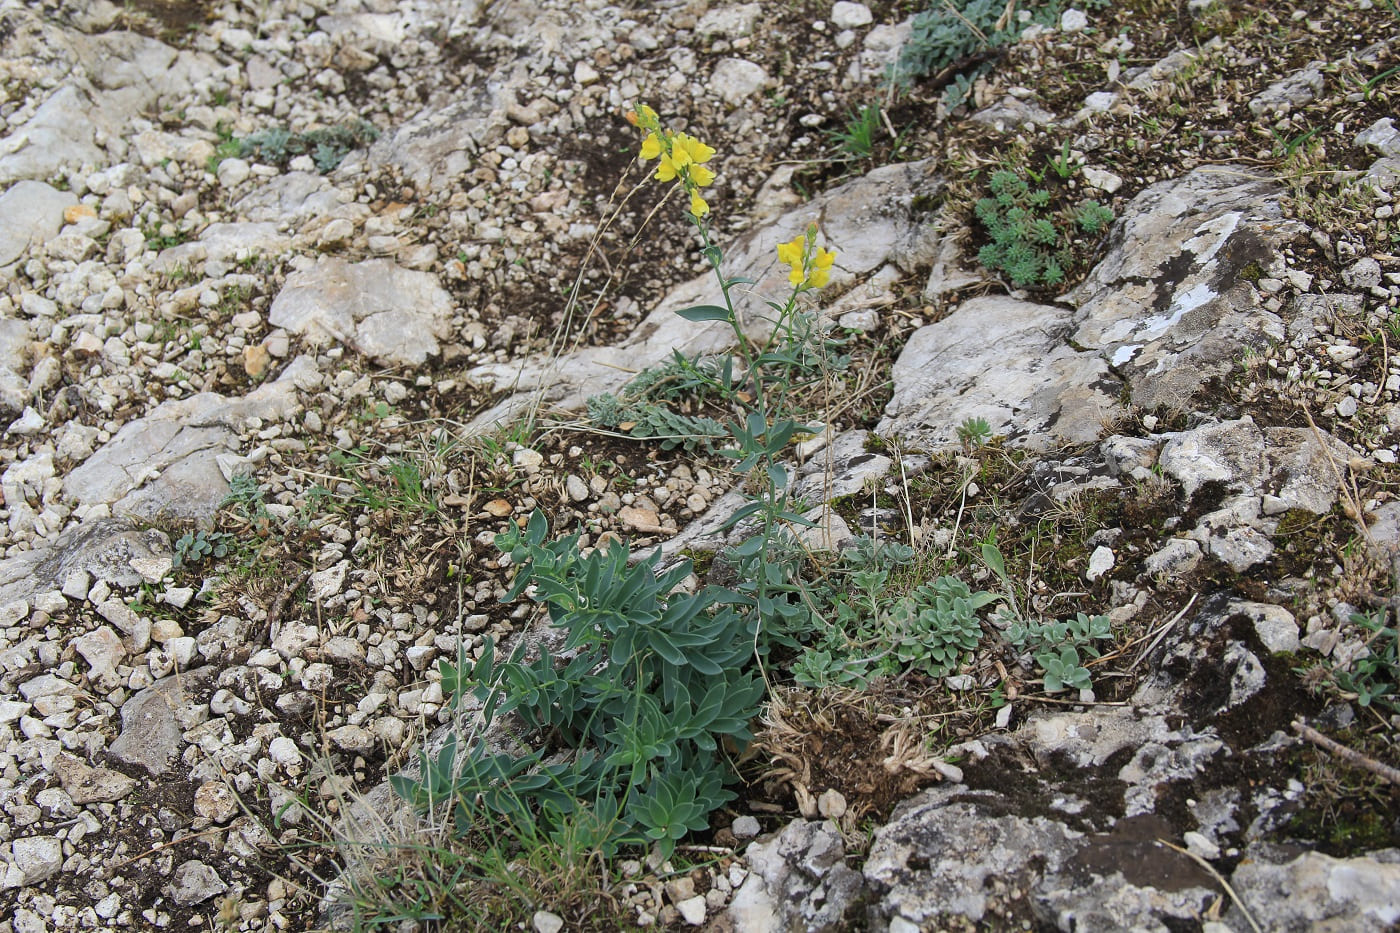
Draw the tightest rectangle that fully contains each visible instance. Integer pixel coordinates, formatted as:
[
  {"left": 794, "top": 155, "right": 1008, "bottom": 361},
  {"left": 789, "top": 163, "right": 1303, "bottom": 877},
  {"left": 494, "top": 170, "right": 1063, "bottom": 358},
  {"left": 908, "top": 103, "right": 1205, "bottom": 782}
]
[
  {"left": 1068, "top": 169, "right": 1306, "bottom": 410},
  {"left": 268, "top": 259, "right": 454, "bottom": 366}
]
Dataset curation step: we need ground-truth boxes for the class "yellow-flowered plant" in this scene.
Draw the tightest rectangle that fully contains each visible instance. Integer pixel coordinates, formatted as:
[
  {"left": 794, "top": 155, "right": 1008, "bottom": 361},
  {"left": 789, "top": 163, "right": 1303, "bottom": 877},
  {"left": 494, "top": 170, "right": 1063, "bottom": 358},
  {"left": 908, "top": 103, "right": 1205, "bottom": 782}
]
[
  {"left": 622, "top": 105, "right": 850, "bottom": 670},
  {"left": 630, "top": 104, "right": 717, "bottom": 218},
  {"left": 777, "top": 227, "right": 837, "bottom": 290}
]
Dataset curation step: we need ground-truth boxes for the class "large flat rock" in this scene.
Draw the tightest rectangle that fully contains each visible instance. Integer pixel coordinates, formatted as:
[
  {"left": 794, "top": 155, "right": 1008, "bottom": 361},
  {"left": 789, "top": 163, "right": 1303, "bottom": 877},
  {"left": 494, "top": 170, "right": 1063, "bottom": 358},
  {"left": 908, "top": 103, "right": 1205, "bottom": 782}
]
[
  {"left": 1067, "top": 168, "right": 1307, "bottom": 410},
  {"left": 878, "top": 295, "right": 1123, "bottom": 451},
  {"left": 268, "top": 258, "right": 455, "bottom": 367}
]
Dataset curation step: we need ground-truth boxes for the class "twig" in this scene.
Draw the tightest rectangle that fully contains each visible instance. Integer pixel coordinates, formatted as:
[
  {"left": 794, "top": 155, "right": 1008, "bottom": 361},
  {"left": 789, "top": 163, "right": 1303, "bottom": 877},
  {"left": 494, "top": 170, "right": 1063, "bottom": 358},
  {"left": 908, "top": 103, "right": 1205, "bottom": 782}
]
[
  {"left": 1125, "top": 593, "right": 1198, "bottom": 673},
  {"left": 1156, "top": 838, "right": 1263, "bottom": 933},
  {"left": 1374, "top": 327, "right": 1391, "bottom": 406},
  {"left": 265, "top": 568, "right": 314, "bottom": 645},
  {"left": 1292, "top": 719, "right": 1400, "bottom": 785},
  {"left": 115, "top": 827, "right": 227, "bottom": 869}
]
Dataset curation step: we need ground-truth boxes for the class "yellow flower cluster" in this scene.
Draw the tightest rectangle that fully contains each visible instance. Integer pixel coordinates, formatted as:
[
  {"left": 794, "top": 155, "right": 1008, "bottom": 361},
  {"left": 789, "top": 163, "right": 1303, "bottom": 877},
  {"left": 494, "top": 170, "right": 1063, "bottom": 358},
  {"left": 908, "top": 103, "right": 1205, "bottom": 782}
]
[
  {"left": 629, "top": 104, "right": 716, "bottom": 218},
  {"left": 777, "top": 226, "right": 837, "bottom": 290}
]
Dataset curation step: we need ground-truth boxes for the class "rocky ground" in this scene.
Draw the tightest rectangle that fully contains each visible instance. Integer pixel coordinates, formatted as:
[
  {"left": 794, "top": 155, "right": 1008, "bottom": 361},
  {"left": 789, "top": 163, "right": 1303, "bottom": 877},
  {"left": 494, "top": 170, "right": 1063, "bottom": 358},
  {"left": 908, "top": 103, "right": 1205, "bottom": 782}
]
[{"left": 1, "top": 0, "right": 1399, "bottom": 930}]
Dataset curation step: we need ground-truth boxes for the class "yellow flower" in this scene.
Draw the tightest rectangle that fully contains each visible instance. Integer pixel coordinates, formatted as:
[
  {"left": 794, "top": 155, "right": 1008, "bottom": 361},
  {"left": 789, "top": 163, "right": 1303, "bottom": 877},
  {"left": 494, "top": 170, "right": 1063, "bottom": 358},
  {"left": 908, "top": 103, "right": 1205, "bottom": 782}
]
[
  {"left": 808, "top": 247, "right": 836, "bottom": 288},
  {"left": 777, "top": 234, "right": 806, "bottom": 285},
  {"left": 631, "top": 106, "right": 719, "bottom": 218},
  {"left": 776, "top": 229, "right": 837, "bottom": 289}
]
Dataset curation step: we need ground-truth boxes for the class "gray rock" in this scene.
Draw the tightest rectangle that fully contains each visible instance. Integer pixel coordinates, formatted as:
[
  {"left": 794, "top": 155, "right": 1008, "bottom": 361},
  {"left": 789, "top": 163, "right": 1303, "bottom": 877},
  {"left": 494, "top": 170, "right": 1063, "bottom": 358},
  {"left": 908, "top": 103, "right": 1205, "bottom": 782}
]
[
  {"left": 1356, "top": 118, "right": 1400, "bottom": 158},
  {"left": 108, "top": 667, "right": 213, "bottom": 775},
  {"left": 709, "top": 58, "right": 769, "bottom": 105},
  {"left": 0, "top": 519, "right": 170, "bottom": 609},
  {"left": 831, "top": 2, "right": 874, "bottom": 29},
  {"left": 348, "top": 81, "right": 508, "bottom": 190},
  {"left": 149, "top": 222, "right": 294, "bottom": 274},
  {"left": 0, "top": 21, "right": 218, "bottom": 184},
  {"left": 696, "top": 4, "right": 763, "bottom": 38},
  {"left": 72, "top": 625, "right": 126, "bottom": 684},
  {"left": 0, "top": 181, "right": 79, "bottom": 267},
  {"left": 1143, "top": 538, "right": 1203, "bottom": 576},
  {"left": 1067, "top": 169, "right": 1305, "bottom": 410},
  {"left": 1249, "top": 62, "right": 1325, "bottom": 117},
  {"left": 53, "top": 753, "right": 136, "bottom": 804},
  {"left": 971, "top": 96, "right": 1056, "bottom": 131},
  {"left": 864, "top": 787, "right": 1083, "bottom": 927},
  {"left": 878, "top": 295, "right": 1122, "bottom": 452},
  {"left": 268, "top": 259, "right": 454, "bottom": 366},
  {"left": 8, "top": 835, "right": 63, "bottom": 886},
  {"left": 235, "top": 172, "right": 361, "bottom": 222},
  {"left": 1159, "top": 418, "right": 1265, "bottom": 499},
  {"left": 64, "top": 375, "right": 301, "bottom": 522},
  {"left": 167, "top": 860, "right": 227, "bottom": 906},
  {"left": 730, "top": 819, "right": 864, "bottom": 933},
  {"left": 1225, "top": 844, "right": 1400, "bottom": 931}
]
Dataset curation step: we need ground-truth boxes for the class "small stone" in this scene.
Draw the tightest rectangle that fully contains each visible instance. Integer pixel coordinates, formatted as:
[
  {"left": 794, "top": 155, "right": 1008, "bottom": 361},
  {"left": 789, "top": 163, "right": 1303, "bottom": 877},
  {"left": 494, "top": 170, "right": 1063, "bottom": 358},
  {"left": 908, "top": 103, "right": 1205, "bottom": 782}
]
[
  {"left": 243, "top": 344, "right": 272, "bottom": 379},
  {"left": 73, "top": 626, "right": 126, "bottom": 683},
  {"left": 565, "top": 474, "right": 589, "bottom": 502},
  {"left": 54, "top": 754, "right": 135, "bottom": 804},
  {"left": 1081, "top": 166, "right": 1123, "bottom": 193},
  {"left": 405, "top": 645, "right": 436, "bottom": 671},
  {"left": 1336, "top": 396, "right": 1358, "bottom": 418},
  {"left": 484, "top": 498, "right": 513, "bottom": 517},
  {"left": 533, "top": 910, "right": 564, "bottom": 933},
  {"left": 193, "top": 781, "right": 238, "bottom": 823},
  {"left": 619, "top": 505, "right": 665, "bottom": 534},
  {"left": 817, "top": 788, "right": 848, "bottom": 819},
  {"left": 328, "top": 725, "right": 375, "bottom": 755},
  {"left": 268, "top": 736, "right": 300, "bottom": 769},
  {"left": 169, "top": 860, "right": 227, "bottom": 906},
  {"left": 1086, "top": 545, "right": 1114, "bottom": 581},
  {"left": 62, "top": 570, "right": 91, "bottom": 600},
  {"left": 676, "top": 895, "right": 707, "bottom": 926},
  {"left": 129, "top": 556, "right": 173, "bottom": 583},
  {"left": 732, "top": 815, "right": 760, "bottom": 838},
  {"left": 217, "top": 158, "right": 251, "bottom": 188},
  {"left": 1183, "top": 830, "right": 1220, "bottom": 860},
  {"left": 1060, "top": 8, "right": 1089, "bottom": 31},
  {"left": 9, "top": 836, "right": 63, "bottom": 884},
  {"left": 573, "top": 61, "right": 599, "bottom": 85},
  {"left": 831, "top": 2, "right": 874, "bottom": 29},
  {"left": 320, "top": 218, "right": 355, "bottom": 246},
  {"left": 512, "top": 448, "right": 544, "bottom": 471}
]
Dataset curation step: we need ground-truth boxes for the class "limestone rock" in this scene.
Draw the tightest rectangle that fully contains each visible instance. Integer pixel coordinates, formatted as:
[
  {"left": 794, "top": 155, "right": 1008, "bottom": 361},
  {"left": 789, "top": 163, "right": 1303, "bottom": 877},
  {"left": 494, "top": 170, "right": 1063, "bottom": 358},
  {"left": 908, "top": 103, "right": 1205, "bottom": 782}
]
[
  {"left": 1225, "top": 844, "right": 1400, "bottom": 931},
  {"left": 53, "top": 753, "right": 136, "bottom": 804},
  {"left": 268, "top": 259, "right": 453, "bottom": 366},
  {"left": 1067, "top": 169, "right": 1306, "bottom": 410},
  {"left": 0, "top": 181, "right": 79, "bottom": 267},
  {"left": 730, "top": 820, "right": 865, "bottom": 932},
  {"left": 168, "top": 860, "right": 227, "bottom": 906},
  {"left": 878, "top": 295, "right": 1122, "bottom": 452},
  {"left": 108, "top": 667, "right": 213, "bottom": 775},
  {"left": 63, "top": 375, "right": 302, "bottom": 522}
]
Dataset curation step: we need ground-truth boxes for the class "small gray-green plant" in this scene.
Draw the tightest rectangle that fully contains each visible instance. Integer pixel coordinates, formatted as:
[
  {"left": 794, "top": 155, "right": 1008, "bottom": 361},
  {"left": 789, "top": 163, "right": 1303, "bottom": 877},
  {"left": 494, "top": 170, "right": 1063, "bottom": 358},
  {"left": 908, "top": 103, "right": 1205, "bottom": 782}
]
[
  {"left": 393, "top": 511, "right": 764, "bottom": 859},
  {"left": 1333, "top": 609, "right": 1399, "bottom": 714},
  {"left": 956, "top": 416, "right": 993, "bottom": 453},
  {"left": 1003, "top": 612, "right": 1113, "bottom": 693},
  {"left": 172, "top": 529, "right": 230, "bottom": 569},
  {"left": 788, "top": 538, "right": 1000, "bottom": 689},
  {"left": 974, "top": 168, "right": 1114, "bottom": 288},
  {"left": 209, "top": 121, "right": 380, "bottom": 175}
]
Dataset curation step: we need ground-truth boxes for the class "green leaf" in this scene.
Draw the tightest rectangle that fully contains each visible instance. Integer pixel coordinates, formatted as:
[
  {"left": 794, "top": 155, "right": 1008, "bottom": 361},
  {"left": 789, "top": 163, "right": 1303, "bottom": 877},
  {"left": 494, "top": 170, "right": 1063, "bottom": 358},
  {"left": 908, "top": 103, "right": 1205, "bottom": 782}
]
[{"left": 676, "top": 305, "right": 733, "bottom": 323}]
